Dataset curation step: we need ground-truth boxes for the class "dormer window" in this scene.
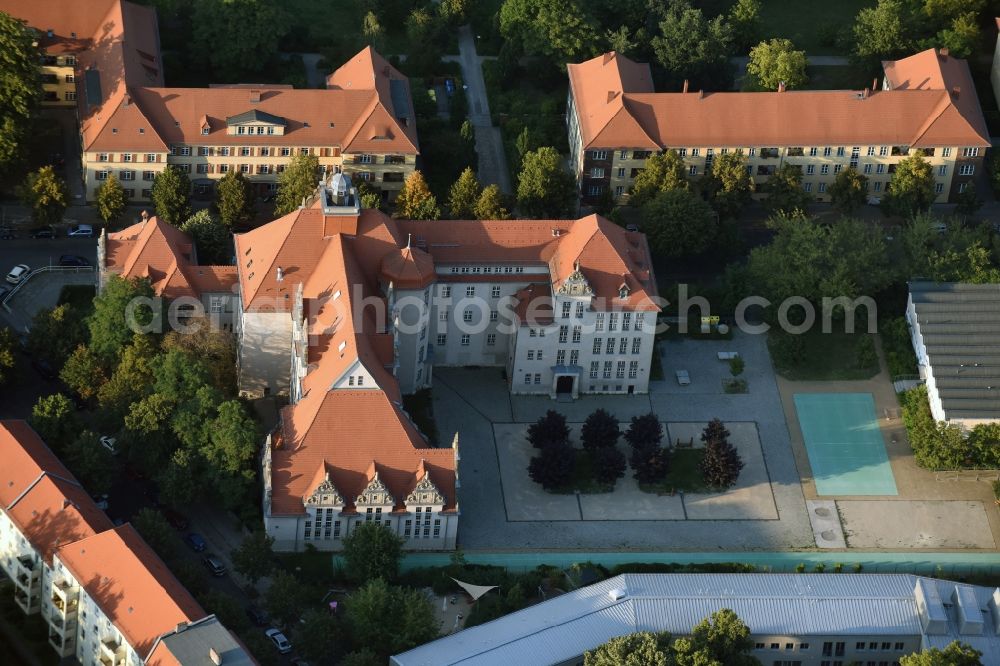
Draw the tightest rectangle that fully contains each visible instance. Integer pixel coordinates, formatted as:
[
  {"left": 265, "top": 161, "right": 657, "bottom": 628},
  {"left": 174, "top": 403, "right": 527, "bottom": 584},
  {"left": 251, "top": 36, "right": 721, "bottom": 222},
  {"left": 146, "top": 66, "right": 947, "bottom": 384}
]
[
  {"left": 618, "top": 283, "right": 631, "bottom": 299},
  {"left": 201, "top": 127, "right": 209, "bottom": 135}
]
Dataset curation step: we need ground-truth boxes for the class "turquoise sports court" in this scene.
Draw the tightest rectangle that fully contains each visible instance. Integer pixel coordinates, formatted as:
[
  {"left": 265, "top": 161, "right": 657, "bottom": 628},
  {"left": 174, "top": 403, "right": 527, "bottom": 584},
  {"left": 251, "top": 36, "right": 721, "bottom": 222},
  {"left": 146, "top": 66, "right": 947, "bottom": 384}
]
[{"left": 793, "top": 393, "right": 898, "bottom": 496}]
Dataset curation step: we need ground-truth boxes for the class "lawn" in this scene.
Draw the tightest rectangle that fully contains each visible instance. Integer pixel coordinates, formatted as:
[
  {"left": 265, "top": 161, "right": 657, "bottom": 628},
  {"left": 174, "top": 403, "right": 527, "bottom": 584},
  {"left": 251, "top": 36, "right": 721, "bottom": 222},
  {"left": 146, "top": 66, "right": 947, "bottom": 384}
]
[
  {"left": 553, "top": 449, "right": 614, "bottom": 494},
  {"left": 640, "top": 448, "right": 711, "bottom": 494},
  {"left": 769, "top": 329, "right": 881, "bottom": 381},
  {"left": 756, "top": 0, "right": 873, "bottom": 55},
  {"left": 58, "top": 285, "right": 96, "bottom": 316}
]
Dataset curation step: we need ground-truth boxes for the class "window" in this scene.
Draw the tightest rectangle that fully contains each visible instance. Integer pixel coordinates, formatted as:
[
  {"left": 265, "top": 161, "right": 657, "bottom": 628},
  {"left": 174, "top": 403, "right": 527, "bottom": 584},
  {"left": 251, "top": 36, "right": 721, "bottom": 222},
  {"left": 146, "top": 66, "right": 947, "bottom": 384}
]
[
  {"left": 689, "top": 165, "right": 698, "bottom": 176},
  {"left": 808, "top": 147, "right": 817, "bottom": 157},
  {"left": 958, "top": 182, "right": 968, "bottom": 193},
  {"left": 628, "top": 361, "right": 638, "bottom": 378},
  {"left": 820, "top": 165, "right": 829, "bottom": 175},
  {"left": 530, "top": 328, "right": 537, "bottom": 337},
  {"left": 963, "top": 147, "right": 980, "bottom": 157},
  {"left": 241, "top": 164, "right": 250, "bottom": 173},
  {"left": 591, "top": 150, "right": 608, "bottom": 160},
  {"left": 556, "top": 350, "right": 566, "bottom": 365},
  {"left": 632, "top": 338, "right": 641, "bottom": 354},
  {"left": 260, "top": 147, "right": 270, "bottom": 157},
  {"left": 836, "top": 643, "right": 845, "bottom": 656},
  {"left": 935, "top": 183, "right": 944, "bottom": 194},
  {"left": 590, "top": 167, "right": 605, "bottom": 178},
  {"left": 606, "top": 338, "right": 615, "bottom": 354},
  {"left": 804, "top": 183, "right": 812, "bottom": 192},
  {"left": 942, "top": 147, "right": 952, "bottom": 157},
  {"left": 876, "top": 164, "right": 885, "bottom": 174},
  {"left": 491, "top": 285, "right": 501, "bottom": 298},
  {"left": 196, "top": 164, "right": 209, "bottom": 174},
  {"left": 534, "top": 373, "right": 541, "bottom": 384},
  {"left": 822, "top": 643, "right": 833, "bottom": 657},
  {"left": 559, "top": 326, "right": 568, "bottom": 343},
  {"left": 572, "top": 326, "right": 582, "bottom": 343},
  {"left": 603, "top": 361, "right": 613, "bottom": 379},
  {"left": 863, "top": 164, "right": 873, "bottom": 174},
  {"left": 463, "top": 310, "right": 473, "bottom": 322},
  {"left": 823, "top": 147, "right": 832, "bottom": 157},
  {"left": 869, "top": 642, "right": 878, "bottom": 650},
  {"left": 441, "top": 285, "right": 452, "bottom": 298},
  {"left": 857, "top": 643, "right": 866, "bottom": 651},
  {"left": 619, "top": 338, "right": 628, "bottom": 354},
  {"left": 818, "top": 182, "right": 826, "bottom": 193},
  {"left": 121, "top": 153, "right": 134, "bottom": 163},
  {"left": 487, "top": 334, "right": 496, "bottom": 346},
  {"left": 593, "top": 338, "right": 602, "bottom": 354},
  {"left": 536, "top": 350, "right": 543, "bottom": 360},
  {"left": 98, "top": 153, "right": 109, "bottom": 162},
  {"left": 805, "top": 165, "right": 815, "bottom": 175},
  {"left": 590, "top": 361, "right": 599, "bottom": 378},
  {"left": 771, "top": 644, "right": 780, "bottom": 650},
  {"left": 490, "top": 310, "right": 498, "bottom": 321},
  {"left": 570, "top": 350, "right": 579, "bottom": 365},
  {"left": 937, "top": 165, "right": 947, "bottom": 176},
  {"left": 437, "top": 334, "right": 446, "bottom": 345},
  {"left": 617, "top": 167, "right": 626, "bottom": 178},
  {"left": 786, "top": 643, "right": 794, "bottom": 650},
  {"left": 834, "top": 164, "right": 843, "bottom": 174},
  {"left": 240, "top": 146, "right": 252, "bottom": 157},
  {"left": 866, "top": 147, "right": 876, "bottom": 156},
  {"left": 894, "top": 643, "right": 904, "bottom": 651},
  {"left": 96, "top": 170, "right": 109, "bottom": 181},
  {"left": 281, "top": 147, "right": 291, "bottom": 157},
  {"left": 959, "top": 164, "right": 975, "bottom": 176},
  {"left": 302, "top": 147, "right": 313, "bottom": 156},
  {"left": 691, "top": 148, "right": 700, "bottom": 156},
  {"left": 616, "top": 361, "right": 626, "bottom": 378},
  {"left": 562, "top": 302, "right": 571, "bottom": 319},
  {"left": 836, "top": 147, "right": 845, "bottom": 157},
  {"left": 622, "top": 312, "right": 631, "bottom": 330},
  {"left": 799, "top": 644, "right": 809, "bottom": 651},
  {"left": 614, "top": 185, "right": 624, "bottom": 196},
  {"left": 524, "top": 374, "right": 531, "bottom": 384},
  {"left": 874, "top": 181, "right": 882, "bottom": 192},
  {"left": 619, "top": 150, "right": 629, "bottom": 159},
  {"left": 120, "top": 170, "right": 134, "bottom": 181},
  {"left": 575, "top": 302, "right": 584, "bottom": 317},
  {"left": 461, "top": 334, "right": 470, "bottom": 346},
  {"left": 880, "top": 643, "right": 891, "bottom": 651},
  {"left": 466, "top": 286, "right": 475, "bottom": 297},
  {"left": 596, "top": 313, "right": 605, "bottom": 331},
  {"left": 609, "top": 313, "right": 618, "bottom": 331},
  {"left": 755, "top": 643, "right": 765, "bottom": 650}
]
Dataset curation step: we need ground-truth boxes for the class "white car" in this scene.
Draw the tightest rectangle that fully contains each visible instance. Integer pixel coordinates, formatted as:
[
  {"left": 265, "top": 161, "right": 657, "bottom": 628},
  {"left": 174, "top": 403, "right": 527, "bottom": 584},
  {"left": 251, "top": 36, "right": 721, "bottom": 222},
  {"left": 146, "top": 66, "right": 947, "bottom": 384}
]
[
  {"left": 265, "top": 628, "right": 292, "bottom": 654},
  {"left": 67, "top": 224, "right": 94, "bottom": 237},
  {"left": 5, "top": 264, "right": 29, "bottom": 284},
  {"left": 100, "top": 436, "right": 119, "bottom": 455},
  {"left": 675, "top": 369, "right": 691, "bottom": 386}
]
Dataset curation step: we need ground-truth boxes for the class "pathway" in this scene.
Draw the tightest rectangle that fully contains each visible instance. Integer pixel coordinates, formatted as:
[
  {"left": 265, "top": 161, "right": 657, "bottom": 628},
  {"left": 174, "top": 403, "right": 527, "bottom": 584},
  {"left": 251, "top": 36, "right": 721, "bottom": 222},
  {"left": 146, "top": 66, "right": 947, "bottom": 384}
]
[{"left": 450, "top": 26, "right": 513, "bottom": 194}]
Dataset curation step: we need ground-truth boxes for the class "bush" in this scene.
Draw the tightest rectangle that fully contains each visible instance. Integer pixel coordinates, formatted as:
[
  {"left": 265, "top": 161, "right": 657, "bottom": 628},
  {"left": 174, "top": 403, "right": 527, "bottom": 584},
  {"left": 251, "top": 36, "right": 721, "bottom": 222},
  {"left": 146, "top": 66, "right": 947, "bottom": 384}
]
[
  {"left": 770, "top": 332, "right": 805, "bottom": 366},
  {"left": 855, "top": 334, "right": 878, "bottom": 370},
  {"left": 880, "top": 316, "right": 917, "bottom": 377},
  {"left": 900, "top": 386, "right": 987, "bottom": 469},
  {"left": 591, "top": 446, "right": 627, "bottom": 485}
]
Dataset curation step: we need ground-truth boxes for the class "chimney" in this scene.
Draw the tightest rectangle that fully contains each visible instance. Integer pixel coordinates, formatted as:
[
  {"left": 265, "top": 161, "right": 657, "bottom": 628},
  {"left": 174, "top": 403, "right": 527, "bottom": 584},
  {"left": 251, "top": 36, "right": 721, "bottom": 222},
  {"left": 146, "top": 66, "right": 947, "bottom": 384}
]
[
  {"left": 682, "top": 79, "right": 689, "bottom": 94},
  {"left": 777, "top": 81, "right": 786, "bottom": 93},
  {"left": 603, "top": 53, "right": 614, "bottom": 65},
  {"left": 249, "top": 89, "right": 260, "bottom": 103},
  {"left": 952, "top": 86, "right": 961, "bottom": 99},
  {"left": 862, "top": 87, "right": 870, "bottom": 99},
  {"left": 872, "top": 78, "right": 878, "bottom": 92},
  {"left": 140, "top": 209, "right": 149, "bottom": 227},
  {"left": 276, "top": 266, "right": 284, "bottom": 282},
  {"left": 175, "top": 622, "right": 188, "bottom": 633},
  {"left": 698, "top": 90, "right": 704, "bottom": 99},
  {"left": 939, "top": 47, "right": 949, "bottom": 58},
  {"left": 209, "top": 648, "right": 223, "bottom": 665},
  {"left": 606, "top": 90, "right": 618, "bottom": 103}
]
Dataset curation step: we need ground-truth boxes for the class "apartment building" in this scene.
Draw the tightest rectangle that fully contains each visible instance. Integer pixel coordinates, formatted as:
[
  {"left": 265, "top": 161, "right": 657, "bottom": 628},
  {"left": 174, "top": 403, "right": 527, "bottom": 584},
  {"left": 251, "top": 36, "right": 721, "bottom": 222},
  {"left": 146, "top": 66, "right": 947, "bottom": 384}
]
[
  {"left": 567, "top": 48, "right": 990, "bottom": 207},
  {"left": 234, "top": 173, "right": 658, "bottom": 552},
  {"left": 393, "top": 573, "right": 1000, "bottom": 666},
  {"left": 0, "top": 421, "right": 252, "bottom": 665},
  {"left": 98, "top": 210, "right": 239, "bottom": 330}
]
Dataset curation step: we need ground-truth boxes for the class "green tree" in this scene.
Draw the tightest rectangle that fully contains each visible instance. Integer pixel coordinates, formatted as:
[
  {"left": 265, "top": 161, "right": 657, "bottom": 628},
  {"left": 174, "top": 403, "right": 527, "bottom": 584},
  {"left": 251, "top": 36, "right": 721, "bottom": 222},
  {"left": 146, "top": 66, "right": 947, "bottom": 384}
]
[
  {"left": 853, "top": 0, "right": 913, "bottom": 65},
  {"left": 900, "top": 640, "right": 982, "bottom": 666},
  {"left": 230, "top": 531, "right": 274, "bottom": 586},
  {"left": 447, "top": 167, "right": 482, "bottom": 218},
  {"left": 97, "top": 334, "right": 157, "bottom": 416},
  {"left": 265, "top": 570, "right": 311, "bottom": 628},
  {"left": 527, "top": 409, "right": 570, "bottom": 449},
  {"left": 343, "top": 522, "right": 404, "bottom": 583},
  {"left": 60, "top": 345, "right": 107, "bottom": 401},
  {"left": 706, "top": 152, "right": 753, "bottom": 219},
  {"left": 517, "top": 146, "right": 576, "bottom": 218},
  {"left": 883, "top": 154, "right": 935, "bottom": 218},
  {"left": 629, "top": 150, "right": 688, "bottom": 206},
  {"left": 362, "top": 11, "right": 384, "bottom": 51},
  {"left": 0, "top": 12, "right": 42, "bottom": 175},
  {"left": 631, "top": 442, "right": 670, "bottom": 485},
  {"left": 163, "top": 316, "right": 236, "bottom": 395},
  {"left": 700, "top": 419, "right": 744, "bottom": 488},
  {"left": 180, "top": 209, "right": 231, "bottom": 265},
  {"left": 592, "top": 445, "right": 627, "bottom": 485},
  {"left": 21, "top": 166, "right": 68, "bottom": 228},
  {"left": 728, "top": 0, "right": 762, "bottom": 52},
  {"left": 341, "top": 650, "right": 383, "bottom": 666},
  {"left": 474, "top": 184, "right": 510, "bottom": 220},
  {"left": 151, "top": 165, "right": 192, "bottom": 226},
  {"left": 763, "top": 163, "right": 812, "bottom": 215},
  {"left": 63, "top": 431, "right": 116, "bottom": 495},
  {"left": 0, "top": 327, "right": 16, "bottom": 387},
  {"left": 95, "top": 174, "right": 129, "bottom": 225},
  {"left": 828, "top": 167, "right": 869, "bottom": 215},
  {"left": 932, "top": 12, "right": 979, "bottom": 59},
  {"left": 439, "top": 0, "right": 471, "bottom": 25},
  {"left": 581, "top": 408, "right": 620, "bottom": 451},
  {"left": 215, "top": 170, "right": 256, "bottom": 229},
  {"left": 394, "top": 170, "right": 441, "bottom": 220},
  {"left": 641, "top": 189, "right": 717, "bottom": 258},
  {"left": 684, "top": 608, "right": 758, "bottom": 665},
  {"left": 746, "top": 38, "right": 808, "bottom": 91},
  {"left": 605, "top": 25, "right": 637, "bottom": 55},
  {"left": 207, "top": 400, "right": 257, "bottom": 475},
  {"left": 132, "top": 507, "right": 182, "bottom": 561},
  {"left": 294, "top": 608, "right": 343, "bottom": 664},
  {"left": 625, "top": 414, "right": 663, "bottom": 449},
  {"left": 955, "top": 182, "right": 982, "bottom": 218},
  {"left": 585, "top": 631, "right": 673, "bottom": 666},
  {"left": 499, "top": 0, "right": 600, "bottom": 65},
  {"left": 30, "top": 393, "right": 79, "bottom": 449},
  {"left": 28, "top": 304, "right": 87, "bottom": 368},
  {"left": 274, "top": 153, "right": 320, "bottom": 216},
  {"left": 651, "top": 4, "right": 734, "bottom": 91},
  {"left": 528, "top": 441, "right": 575, "bottom": 489},
  {"left": 357, "top": 181, "right": 383, "bottom": 209},
  {"left": 192, "top": 0, "right": 290, "bottom": 80},
  {"left": 88, "top": 276, "right": 156, "bottom": 366},
  {"left": 345, "top": 578, "right": 439, "bottom": 656}
]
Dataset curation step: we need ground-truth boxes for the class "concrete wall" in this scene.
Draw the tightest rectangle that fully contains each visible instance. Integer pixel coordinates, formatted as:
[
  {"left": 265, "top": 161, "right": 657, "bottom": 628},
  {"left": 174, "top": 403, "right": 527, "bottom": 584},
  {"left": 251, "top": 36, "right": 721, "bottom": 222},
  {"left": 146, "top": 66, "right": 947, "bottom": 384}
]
[{"left": 238, "top": 309, "right": 293, "bottom": 397}]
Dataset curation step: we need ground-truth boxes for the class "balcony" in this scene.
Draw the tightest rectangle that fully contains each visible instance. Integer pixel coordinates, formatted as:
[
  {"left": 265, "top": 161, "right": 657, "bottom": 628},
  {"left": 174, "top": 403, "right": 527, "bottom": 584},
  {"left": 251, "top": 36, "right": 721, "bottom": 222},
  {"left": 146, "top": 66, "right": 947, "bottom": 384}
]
[
  {"left": 48, "top": 628, "right": 75, "bottom": 657},
  {"left": 100, "top": 637, "right": 125, "bottom": 665},
  {"left": 759, "top": 148, "right": 780, "bottom": 159},
  {"left": 51, "top": 579, "right": 79, "bottom": 619},
  {"left": 14, "top": 556, "right": 40, "bottom": 590}
]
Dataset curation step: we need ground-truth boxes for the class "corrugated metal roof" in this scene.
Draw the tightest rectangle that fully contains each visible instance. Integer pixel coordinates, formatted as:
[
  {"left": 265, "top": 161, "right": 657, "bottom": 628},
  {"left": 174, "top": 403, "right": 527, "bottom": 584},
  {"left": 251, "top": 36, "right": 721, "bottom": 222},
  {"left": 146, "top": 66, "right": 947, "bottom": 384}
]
[{"left": 392, "top": 574, "right": 1000, "bottom": 666}]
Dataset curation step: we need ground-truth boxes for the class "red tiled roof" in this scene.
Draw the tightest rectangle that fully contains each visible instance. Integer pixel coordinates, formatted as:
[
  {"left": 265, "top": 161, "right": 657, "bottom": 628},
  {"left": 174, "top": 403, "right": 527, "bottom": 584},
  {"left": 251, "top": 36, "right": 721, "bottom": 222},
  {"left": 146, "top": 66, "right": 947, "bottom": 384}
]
[
  {"left": 380, "top": 245, "right": 435, "bottom": 289},
  {"left": 569, "top": 49, "right": 990, "bottom": 149},
  {"left": 56, "top": 524, "right": 205, "bottom": 660}
]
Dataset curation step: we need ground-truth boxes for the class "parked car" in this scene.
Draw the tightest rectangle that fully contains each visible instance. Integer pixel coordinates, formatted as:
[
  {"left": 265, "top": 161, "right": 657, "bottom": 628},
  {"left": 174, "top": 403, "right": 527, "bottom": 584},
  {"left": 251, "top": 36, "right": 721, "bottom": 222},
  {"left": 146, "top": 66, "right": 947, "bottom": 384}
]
[
  {"left": 445, "top": 78, "right": 455, "bottom": 96},
  {"left": 0, "top": 227, "right": 15, "bottom": 239},
  {"left": 202, "top": 555, "right": 227, "bottom": 577},
  {"left": 30, "top": 227, "right": 54, "bottom": 239},
  {"left": 67, "top": 224, "right": 94, "bottom": 237},
  {"left": 625, "top": 224, "right": 639, "bottom": 232},
  {"left": 265, "top": 628, "right": 292, "bottom": 655},
  {"left": 185, "top": 532, "right": 207, "bottom": 552},
  {"left": 100, "top": 436, "right": 119, "bottom": 455},
  {"left": 163, "top": 508, "right": 189, "bottom": 530},
  {"left": 59, "top": 254, "right": 90, "bottom": 267},
  {"left": 246, "top": 605, "right": 270, "bottom": 627},
  {"left": 5, "top": 264, "right": 30, "bottom": 284},
  {"left": 675, "top": 369, "right": 691, "bottom": 386},
  {"left": 32, "top": 358, "right": 57, "bottom": 380}
]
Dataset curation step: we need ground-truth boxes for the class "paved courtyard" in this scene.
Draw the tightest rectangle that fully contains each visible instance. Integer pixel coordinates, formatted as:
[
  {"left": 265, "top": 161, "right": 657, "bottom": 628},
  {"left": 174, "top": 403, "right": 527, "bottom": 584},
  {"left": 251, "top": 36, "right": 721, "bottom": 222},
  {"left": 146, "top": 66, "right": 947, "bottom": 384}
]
[
  {"left": 433, "top": 330, "right": 815, "bottom": 551},
  {"left": 838, "top": 500, "right": 996, "bottom": 550}
]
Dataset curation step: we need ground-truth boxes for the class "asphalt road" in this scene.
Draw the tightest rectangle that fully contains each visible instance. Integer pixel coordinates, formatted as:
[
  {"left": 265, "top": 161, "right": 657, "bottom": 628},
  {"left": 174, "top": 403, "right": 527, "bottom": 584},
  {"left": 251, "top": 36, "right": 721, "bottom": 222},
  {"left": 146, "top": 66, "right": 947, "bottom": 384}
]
[{"left": 0, "top": 235, "right": 97, "bottom": 278}]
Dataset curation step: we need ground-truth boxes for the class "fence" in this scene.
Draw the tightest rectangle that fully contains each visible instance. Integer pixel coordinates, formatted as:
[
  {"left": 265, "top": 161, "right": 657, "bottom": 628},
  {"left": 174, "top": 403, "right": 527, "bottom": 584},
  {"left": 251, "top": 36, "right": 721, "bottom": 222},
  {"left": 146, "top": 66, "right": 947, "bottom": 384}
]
[
  {"left": 934, "top": 469, "right": 1000, "bottom": 482},
  {"left": 1, "top": 265, "right": 94, "bottom": 312}
]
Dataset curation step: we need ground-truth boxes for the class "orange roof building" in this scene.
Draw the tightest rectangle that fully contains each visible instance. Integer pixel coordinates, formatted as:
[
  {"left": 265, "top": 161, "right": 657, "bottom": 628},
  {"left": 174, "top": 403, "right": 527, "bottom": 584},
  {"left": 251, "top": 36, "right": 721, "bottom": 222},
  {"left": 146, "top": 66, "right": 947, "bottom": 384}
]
[
  {"left": 237, "top": 174, "right": 659, "bottom": 553},
  {"left": 0, "top": 421, "right": 252, "bottom": 664},
  {"left": 567, "top": 49, "right": 990, "bottom": 206}
]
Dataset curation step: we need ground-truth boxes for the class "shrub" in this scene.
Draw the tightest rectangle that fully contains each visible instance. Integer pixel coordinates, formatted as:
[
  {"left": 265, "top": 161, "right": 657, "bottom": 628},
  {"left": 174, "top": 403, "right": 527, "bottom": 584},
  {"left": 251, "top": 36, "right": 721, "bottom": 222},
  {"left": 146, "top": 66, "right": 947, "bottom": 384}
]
[
  {"left": 770, "top": 332, "right": 805, "bottom": 367},
  {"left": 581, "top": 408, "right": 620, "bottom": 451},
  {"left": 855, "top": 334, "right": 878, "bottom": 370},
  {"left": 591, "top": 446, "right": 627, "bottom": 486}
]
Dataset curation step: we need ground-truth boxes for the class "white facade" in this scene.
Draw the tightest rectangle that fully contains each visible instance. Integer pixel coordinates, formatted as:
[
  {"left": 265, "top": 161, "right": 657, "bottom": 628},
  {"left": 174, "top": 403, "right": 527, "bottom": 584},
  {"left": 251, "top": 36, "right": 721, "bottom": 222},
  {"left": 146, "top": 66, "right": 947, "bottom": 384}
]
[{"left": 0, "top": 510, "right": 47, "bottom": 616}]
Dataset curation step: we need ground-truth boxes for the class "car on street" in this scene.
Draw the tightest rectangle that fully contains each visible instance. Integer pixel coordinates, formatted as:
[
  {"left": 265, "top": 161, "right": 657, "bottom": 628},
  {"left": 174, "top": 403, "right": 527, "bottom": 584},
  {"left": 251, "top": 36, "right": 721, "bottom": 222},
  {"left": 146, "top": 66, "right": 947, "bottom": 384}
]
[
  {"left": 0, "top": 227, "right": 14, "bottom": 240},
  {"left": 202, "top": 555, "right": 227, "bottom": 577},
  {"left": 185, "top": 532, "right": 207, "bottom": 552},
  {"left": 5, "top": 264, "right": 30, "bottom": 284},
  {"left": 100, "top": 436, "right": 119, "bottom": 455},
  {"left": 30, "top": 227, "right": 55, "bottom": 239},
  {"left": 265, "top": 628, "right": 292, "bottom": 655},
  {"left": 59, "top": 254, "right": 91, "bottom": 267},
  {"left": 67, "top": 224, "right": 94, "bottom": 237},
  {"left": 246, "top": 606, "right": 270, "bottom": 626}
]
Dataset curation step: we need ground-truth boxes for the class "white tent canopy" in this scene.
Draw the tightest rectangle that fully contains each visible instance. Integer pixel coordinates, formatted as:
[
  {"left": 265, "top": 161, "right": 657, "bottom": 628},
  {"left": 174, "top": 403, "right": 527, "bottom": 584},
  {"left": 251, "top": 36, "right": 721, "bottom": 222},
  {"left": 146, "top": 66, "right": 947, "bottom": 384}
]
[{"left": 451, "top": 578, "right": 497, "bottom": 601}]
